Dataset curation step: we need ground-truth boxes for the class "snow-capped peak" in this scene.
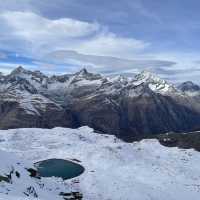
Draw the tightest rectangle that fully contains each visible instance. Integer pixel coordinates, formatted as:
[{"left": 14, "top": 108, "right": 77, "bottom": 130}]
[
  {"left": 135, "top": 70, "right": 164, "bottom": 83},
  {"left": 75, "top": 68, "right": 89, "bottom": 76},
  {"left": 10, "top": 66, "right": 47, "bottom": 79},
  {"left": 72, "top": 68, "right": 102, "bottom": 84},
  {"left": 8, "top": 67, "right": 48, "bottom": 91},
  {"left": 109, "top": 75, "right": 128, "bottom": 85},
  {"left": 10, "top": 66, "right": 28, "bottom": 75},
  {"left": 133, "top": 70, "right": 177, "bottom": 94}
]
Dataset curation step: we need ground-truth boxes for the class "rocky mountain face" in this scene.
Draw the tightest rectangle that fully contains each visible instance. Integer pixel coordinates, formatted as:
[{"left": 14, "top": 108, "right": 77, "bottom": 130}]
[
  {"left": 1, "top": 66, "right": 200, "bottom": 141},
  {"left": 178, "top": 81, "right": 200, "bottom": 92},
  {"left": 0, "top": 67, "right": 75, "bottom": 129},
  {"left": 178, "top": 81, "right": 200, "bottom": 97}
]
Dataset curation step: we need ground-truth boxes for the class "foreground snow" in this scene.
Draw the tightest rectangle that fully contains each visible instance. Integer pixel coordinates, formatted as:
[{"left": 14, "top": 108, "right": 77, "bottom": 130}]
[
  {"left": 0, "top": 127, "right": 200, "bottom": 200},
  {"left": 0, "top": 150, "right": 73, "bottom": 200}
]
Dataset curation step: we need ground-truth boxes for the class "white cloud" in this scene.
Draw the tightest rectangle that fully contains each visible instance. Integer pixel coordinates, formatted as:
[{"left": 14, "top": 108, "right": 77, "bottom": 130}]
[
  {"left": 1, "top": 10, "right": 196, "bottom": 83},
  {"left": 76, "top": 32, "right": 149, "bottom": 59},
  {"left": 45, "top": 50, "right": 176, "bottom": 74},
  {"left": 1, "top": 11, "right": 100, "bottom": 39},
  {"left": 0, "top": 11, "right": 149, "bottom": 59}
]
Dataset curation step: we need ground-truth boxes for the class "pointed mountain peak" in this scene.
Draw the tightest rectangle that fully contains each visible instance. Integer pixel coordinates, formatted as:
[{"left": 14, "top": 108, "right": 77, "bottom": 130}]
[
  {"left": 9, "top": 67, "right": 47, "bottom": 85},
  {"left": 133, "top": 70, "right": 178, "bottom": 94},
  {"left": 11, "top": 66, "right": 27, "bottom": 74},
  {"left": 10, "top": 67, "right": 46, "bottom": 78},
  {"left": 72, "top": 68, "right": 102, "bottom": 83},
  {"left": 10, "top": 66, "right": 34, "bottom": 78},
  {"left": 135, "top": 70, "right": 162, "bottom": 83},
  {"left": 76, "top": 68, "right": 89, "bottom": 76},
  {"left": 16, "top": 66, "right": 24, "bottom": 70}
]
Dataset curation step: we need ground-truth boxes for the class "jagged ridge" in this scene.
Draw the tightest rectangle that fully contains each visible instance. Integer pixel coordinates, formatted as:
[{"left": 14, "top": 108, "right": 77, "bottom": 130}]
[{"left": 1, "top": 66, "right": 200, "bottom": 140}]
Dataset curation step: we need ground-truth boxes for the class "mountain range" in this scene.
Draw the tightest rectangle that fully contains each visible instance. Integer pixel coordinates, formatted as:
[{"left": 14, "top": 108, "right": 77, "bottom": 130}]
[{"left": 1, "top": 66, "right": 200, "bottom": 141}]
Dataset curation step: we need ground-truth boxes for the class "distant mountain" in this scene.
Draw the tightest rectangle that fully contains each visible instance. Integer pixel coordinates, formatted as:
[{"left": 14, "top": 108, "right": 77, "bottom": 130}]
[
  {"left": 178, "top": 81, "right": 200, "bottom": 96},
  {"left": 1, "top": 66, "right": 200, "bottom": 141}
]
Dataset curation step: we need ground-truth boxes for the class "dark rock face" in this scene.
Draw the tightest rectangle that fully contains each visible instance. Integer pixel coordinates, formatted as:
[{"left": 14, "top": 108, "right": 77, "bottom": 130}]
[
  {"left": 71, "top": 96, "right": 121, "bottom": 135},
  {"left": 178, "top": 81, "right": 200, "bottom": 92},
  {"left": 69, "top": 85, "right": 200, "bottom": 141},
  {"left": 0, "top": 100, "right": 76, "bottom": 129},
  {"left": 120, "top": 95, "right": 200, "bottom": 140},
  {"left": 152, "top": 131, "right": 200, "bottom": 152},
  {"left": 1, "top": 67, "right": 200, "bottom": 141}
]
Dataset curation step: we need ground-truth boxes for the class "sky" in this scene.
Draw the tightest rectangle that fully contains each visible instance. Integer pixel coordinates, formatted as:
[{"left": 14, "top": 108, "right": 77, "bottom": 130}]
[{"left": 0, "top": 0, "right": 200, "bottom": 83}]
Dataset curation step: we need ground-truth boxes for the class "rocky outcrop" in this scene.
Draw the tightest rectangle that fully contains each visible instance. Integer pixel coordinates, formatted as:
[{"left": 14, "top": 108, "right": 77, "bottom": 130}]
[
  {"left": 69, "top": 82, "right": 200, "bottom": 141},
  {"left": 0, "top": 98, "right": 76, "bottom": 129},
  {"left": 178, "top": 81, "right": 200, "bottom": 93}
]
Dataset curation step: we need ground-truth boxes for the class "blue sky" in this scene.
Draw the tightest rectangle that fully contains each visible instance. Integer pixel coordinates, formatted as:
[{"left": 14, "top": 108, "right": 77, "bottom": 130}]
[{"left": 0, "top": 0, "right": 200, "bottom": 83}]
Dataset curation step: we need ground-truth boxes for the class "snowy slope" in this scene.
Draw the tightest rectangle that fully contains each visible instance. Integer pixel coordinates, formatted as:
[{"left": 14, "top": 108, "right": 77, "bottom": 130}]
[
  {"left": 0, "top": 149, "right": 76, "bottom": 200},
  {"left": 0, "top": 127, "right": 200, "bottom": 200},
  {"left": 0, "top": 67, "right": 183, "bottom": 100},
  {"left": 133, "top": 70, "right": 179, "bottom": 95}
]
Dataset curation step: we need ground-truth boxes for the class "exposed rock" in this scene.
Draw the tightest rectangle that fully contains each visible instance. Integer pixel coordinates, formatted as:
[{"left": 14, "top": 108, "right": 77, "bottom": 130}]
[
  {"left": 178, "top": 81, "right": 200, "bottom": 92},
  {"left": 1, "top": 67, "right": 200, "bottom": 140}
]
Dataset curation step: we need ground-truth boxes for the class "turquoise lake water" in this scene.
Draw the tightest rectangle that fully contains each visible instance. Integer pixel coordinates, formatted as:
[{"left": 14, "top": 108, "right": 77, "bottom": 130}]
[{"left": 35, "top": 159, "right": 84, "bottom": 180}]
